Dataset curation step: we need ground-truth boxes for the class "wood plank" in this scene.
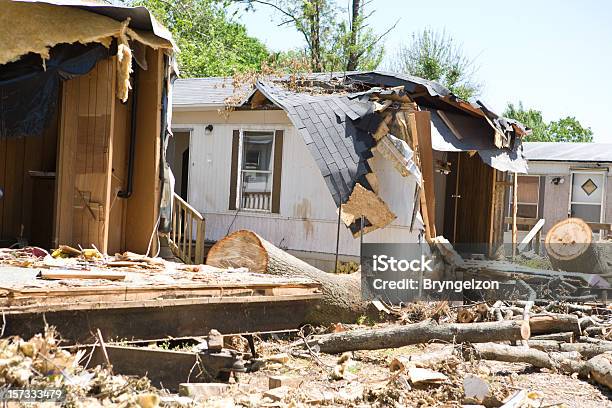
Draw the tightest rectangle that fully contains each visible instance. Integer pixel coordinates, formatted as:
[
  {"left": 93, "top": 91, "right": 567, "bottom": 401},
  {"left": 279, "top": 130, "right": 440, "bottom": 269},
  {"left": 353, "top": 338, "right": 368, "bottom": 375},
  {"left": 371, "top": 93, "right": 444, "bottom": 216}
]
[
  {"left": 108, "top": 59, "right": 130, "bottom": 254},
  {"left": 101, "top": 58, "right": 116, "bottom": 253},
  {"left": 2, "top": 296, "right": 321, "bottom": 345},
  {"left": 54, "top": 73, "right": 80, "bottom": 247},
  {"left": 414, "top": 111, "right": 436, "bottom": 238},
  {"left": 518, "top": 218, "right": 545, "bottom": 252},
  {"left": 38, "top": 270, "right": 126, "bottom": 281},
  {"left": 407, "top": 112, "right": 432, "bottom": 242},
  {"left": 86, "top": 345, "right": 237, "bottom": 390}
]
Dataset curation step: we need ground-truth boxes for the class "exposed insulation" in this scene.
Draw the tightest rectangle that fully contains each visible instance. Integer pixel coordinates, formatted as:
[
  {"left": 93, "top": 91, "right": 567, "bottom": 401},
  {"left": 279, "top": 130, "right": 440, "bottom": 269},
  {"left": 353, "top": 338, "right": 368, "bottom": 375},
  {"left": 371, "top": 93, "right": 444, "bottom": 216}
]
[
  {"left": 0, "top": 1, "right": 173, "bottom": 84},
  {"left": 374, "top": 133, "right": 423, "bottom": 184},
  {"left": 116, "top": 21, "right": 132, "bottom": 103},
  {"left": 340, "top": 183, "right": 396, "bottom": 234},
  {"left": 1, "top": 1, "right": 121, "bottom": 64}
]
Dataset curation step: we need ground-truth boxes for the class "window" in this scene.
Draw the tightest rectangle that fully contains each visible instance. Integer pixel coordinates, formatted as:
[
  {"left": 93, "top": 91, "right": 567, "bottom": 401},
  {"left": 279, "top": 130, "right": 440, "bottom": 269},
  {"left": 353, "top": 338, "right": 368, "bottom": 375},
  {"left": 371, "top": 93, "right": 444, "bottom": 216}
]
[
  {"left": 239, "top": 131, "right": 274, "bottom": 211},
  {"left": 508, "top": 175, "right": 540, "bottom": 231},
  {"left": 569, "top": 171, "right": 605, "bottom": 223},
  {"left": 516, "top": 175, "right": 539, "bottom": 219}
]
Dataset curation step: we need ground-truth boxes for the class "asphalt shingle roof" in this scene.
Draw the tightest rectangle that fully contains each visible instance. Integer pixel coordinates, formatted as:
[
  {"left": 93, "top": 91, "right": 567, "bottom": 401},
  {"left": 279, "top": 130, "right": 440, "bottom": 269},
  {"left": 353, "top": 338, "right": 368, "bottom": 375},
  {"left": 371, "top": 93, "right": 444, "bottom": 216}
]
[{"left": 256, "top": 81, "right": 376, "bottom": 205}]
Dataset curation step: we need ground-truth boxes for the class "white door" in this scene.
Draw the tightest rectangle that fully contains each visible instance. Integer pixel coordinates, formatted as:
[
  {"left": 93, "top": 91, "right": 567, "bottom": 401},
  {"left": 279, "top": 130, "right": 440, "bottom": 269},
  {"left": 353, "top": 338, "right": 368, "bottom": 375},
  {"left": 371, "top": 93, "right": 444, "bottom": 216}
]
[{"left": 569, "top": 171, "right": 606, "bottom": 223}]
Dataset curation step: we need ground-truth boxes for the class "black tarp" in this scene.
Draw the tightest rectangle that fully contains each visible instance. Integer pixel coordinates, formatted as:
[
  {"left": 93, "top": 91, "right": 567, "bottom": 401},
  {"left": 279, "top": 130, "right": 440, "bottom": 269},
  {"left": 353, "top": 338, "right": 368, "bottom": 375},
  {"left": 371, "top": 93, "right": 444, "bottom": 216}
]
[{"left": 0, "top": 42, "right": 114, "bottom": 139}]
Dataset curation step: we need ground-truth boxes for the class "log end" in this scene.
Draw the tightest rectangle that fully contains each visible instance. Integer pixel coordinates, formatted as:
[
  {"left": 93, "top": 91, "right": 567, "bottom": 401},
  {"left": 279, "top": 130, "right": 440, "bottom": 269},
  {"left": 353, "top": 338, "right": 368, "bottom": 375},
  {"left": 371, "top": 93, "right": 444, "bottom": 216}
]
[
  {"left": 206, "top": 230, "right": 268, "bottom": 271},
  {"left": 521, "top": 320, "right": 531, "bottom": 340}
]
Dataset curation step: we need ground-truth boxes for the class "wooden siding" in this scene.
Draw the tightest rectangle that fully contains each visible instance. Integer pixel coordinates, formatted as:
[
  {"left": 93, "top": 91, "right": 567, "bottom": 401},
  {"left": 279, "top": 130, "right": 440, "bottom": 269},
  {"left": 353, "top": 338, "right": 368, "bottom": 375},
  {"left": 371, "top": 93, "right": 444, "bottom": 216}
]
[
  {"left": 0, "top": 106, "right": 58, "bottom": 246},
  {"left": 55, "top": 58, "right": 116, "bottom": 252}
]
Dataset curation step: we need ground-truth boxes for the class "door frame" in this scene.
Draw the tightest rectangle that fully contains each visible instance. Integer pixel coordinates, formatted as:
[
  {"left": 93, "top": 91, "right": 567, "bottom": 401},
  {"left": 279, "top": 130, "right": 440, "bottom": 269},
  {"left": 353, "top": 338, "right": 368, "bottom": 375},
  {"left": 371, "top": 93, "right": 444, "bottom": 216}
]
[{"left": 169, "top": 127, "right": 193, "bottom": 202}]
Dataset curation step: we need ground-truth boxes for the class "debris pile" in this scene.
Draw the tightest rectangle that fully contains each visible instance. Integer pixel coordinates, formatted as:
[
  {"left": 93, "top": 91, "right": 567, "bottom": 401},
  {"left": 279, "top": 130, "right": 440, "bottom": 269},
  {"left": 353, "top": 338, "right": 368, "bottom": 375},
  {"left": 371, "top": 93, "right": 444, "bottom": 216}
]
[{"left": 0, "top": 326, "right": 162, "bottom": 407}]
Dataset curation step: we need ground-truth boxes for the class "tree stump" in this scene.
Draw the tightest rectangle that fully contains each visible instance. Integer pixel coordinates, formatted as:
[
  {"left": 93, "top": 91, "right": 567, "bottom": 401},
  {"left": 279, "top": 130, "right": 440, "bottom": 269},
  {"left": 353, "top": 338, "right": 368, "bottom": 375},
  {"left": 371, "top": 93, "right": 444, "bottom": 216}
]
[{"left": 545, "top": 218, "right": 604, "bottom": 273}]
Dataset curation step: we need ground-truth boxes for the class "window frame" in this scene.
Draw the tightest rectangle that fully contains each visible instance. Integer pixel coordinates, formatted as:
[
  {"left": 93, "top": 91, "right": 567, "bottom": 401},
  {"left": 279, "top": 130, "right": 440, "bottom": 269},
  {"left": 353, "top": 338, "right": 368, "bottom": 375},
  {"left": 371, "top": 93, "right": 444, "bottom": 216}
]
[
  {"left": 236, "top": 129, "right": 276, "bottom": 213},
  {"left": 508, "top": 174, "right": 540, "bottom": 225}
]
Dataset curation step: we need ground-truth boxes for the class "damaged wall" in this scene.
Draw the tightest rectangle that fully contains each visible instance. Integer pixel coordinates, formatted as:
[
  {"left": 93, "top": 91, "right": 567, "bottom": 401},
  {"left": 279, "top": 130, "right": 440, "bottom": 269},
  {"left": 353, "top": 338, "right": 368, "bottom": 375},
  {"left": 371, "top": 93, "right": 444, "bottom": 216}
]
[{"left": 173, "top": 110, "right": 421, "bottom": 260}]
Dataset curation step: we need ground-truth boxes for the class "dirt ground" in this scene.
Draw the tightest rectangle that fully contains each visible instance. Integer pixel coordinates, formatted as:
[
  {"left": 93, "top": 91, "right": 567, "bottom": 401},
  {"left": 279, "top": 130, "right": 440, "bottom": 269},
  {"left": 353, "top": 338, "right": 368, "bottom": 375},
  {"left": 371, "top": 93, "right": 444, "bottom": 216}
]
[{"left": 195, "top": 338, "right": 612, "bottom": 408}]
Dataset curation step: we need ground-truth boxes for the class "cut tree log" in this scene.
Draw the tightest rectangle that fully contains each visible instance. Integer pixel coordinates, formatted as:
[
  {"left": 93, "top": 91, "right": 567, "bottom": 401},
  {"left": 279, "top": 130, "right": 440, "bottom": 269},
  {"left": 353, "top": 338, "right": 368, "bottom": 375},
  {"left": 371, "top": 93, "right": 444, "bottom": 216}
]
[
  {"left": 205, "top": 230, "right": 370, "bottom": 325},
  {"left": 545, "top": 218, "right": 605, "bottom": 273},
  {"left": 302, "top": 319, "right": 530, "bottom": 354},
  {"left": 530, "top": 332, "right": 574, "bottom": 342},
  {"left": 514, "top": 313, "right": 581, "bottom": 336},
  {"left": 38, "top": 270, "right": 126, "bottom": 281}
]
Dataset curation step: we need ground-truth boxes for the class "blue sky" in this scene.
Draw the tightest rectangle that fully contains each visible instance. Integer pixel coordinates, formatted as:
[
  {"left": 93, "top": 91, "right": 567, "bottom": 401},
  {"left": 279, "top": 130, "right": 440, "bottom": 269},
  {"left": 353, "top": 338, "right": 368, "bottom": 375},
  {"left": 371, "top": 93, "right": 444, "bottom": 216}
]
[{"left": 233, "top": 0, "right": 612, "bottom": 143}]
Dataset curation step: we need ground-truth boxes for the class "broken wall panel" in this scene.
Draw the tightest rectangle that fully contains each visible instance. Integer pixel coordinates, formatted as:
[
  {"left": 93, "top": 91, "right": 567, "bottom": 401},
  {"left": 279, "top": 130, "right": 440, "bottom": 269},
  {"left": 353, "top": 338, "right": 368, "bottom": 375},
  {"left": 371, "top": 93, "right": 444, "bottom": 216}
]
[{"left": 340, "top": 183, "right": 396, "bottom": 236}]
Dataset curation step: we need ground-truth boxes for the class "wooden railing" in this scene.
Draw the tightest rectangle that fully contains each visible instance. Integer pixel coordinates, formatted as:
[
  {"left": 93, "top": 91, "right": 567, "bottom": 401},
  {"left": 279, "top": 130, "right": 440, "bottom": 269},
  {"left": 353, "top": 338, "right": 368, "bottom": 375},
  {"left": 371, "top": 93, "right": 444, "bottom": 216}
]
[
  {"left": 241, "top": 191, "right": 271, "bottom": 211},
  {"left": 168, "top": 193, "right": 205, "bottom": 264}
]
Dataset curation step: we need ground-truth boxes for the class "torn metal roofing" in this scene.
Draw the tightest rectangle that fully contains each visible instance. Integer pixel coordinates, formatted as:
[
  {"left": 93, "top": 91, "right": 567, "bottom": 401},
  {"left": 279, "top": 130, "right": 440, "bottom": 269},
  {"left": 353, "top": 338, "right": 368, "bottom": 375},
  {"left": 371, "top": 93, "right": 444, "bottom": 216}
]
[
  {"left": 429, "top": 109, "right": 528, "bottom": 173},
  {"left": 522, "top": 142, "right": 612, "bottom": 163},
  {"left": 174, "top": 77, "right": 239, "bottom": 107}
]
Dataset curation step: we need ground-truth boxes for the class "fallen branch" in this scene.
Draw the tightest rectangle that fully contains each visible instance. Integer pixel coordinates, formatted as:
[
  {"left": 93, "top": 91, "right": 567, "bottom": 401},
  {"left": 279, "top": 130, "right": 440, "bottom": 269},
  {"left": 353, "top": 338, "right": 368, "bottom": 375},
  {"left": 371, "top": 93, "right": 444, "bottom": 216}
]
[
  {"left": 528, "top": 340, "right": 612, "bottom": 359},
  {"left": 467, "top": 343, "right": 612, "bottom": 390},
  {"left": 301, "top": 319, "right": 530, "bottom": 354},
  {"left": 467, "top": 342, "right": 582, "bottom": 374}
]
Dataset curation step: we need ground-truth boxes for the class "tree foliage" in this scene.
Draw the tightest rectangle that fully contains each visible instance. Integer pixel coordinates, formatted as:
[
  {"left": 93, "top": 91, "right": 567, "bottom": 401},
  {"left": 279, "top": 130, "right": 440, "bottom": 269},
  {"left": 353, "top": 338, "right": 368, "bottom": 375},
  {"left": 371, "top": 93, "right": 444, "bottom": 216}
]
[
  {"left": 127, "top": 0, "right": 270, "bottom": 77},
  {"left": 244, "top": 0, "right": 393, "bottom": 72},
  {"left": 389, "top": 29, "right": 480, "bottom": 100},
  {"left": 504, "top": 102, "right": 593, "bottom": 142}
]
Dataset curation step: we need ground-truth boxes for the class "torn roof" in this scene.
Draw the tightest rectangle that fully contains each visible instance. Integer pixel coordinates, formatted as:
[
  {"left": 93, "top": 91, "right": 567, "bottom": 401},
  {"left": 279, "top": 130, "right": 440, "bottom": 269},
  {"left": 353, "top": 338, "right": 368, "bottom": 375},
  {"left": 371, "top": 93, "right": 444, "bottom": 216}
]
[
  {"left": 522, "top": 142, "right": 612, "bottom": 163},
  {"left": 255, "top": 80, "right": 375, "bottom": 205},
  {"left": 173, "top": 71, "right": 529, "bottom": 213},
  {"left": 1, "top": 0, "right": 176, "bottom": 65}
]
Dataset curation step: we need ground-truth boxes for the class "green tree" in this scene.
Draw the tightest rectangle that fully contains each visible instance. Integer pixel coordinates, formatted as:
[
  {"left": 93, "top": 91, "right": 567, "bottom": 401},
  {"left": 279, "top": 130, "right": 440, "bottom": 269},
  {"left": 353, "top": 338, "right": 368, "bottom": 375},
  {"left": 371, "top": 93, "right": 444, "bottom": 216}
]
[
  {"left": 504, "top": 102, "right": 593, "bottom": 142},
  {"left": 389, "top": 29, "right": 480, "bottom": 100},
  {"left": 127, "top": 0, "right": 269, "bottom": 77},
  {"left": 243, "top": 0, "right": 394, "bottom": 72}
]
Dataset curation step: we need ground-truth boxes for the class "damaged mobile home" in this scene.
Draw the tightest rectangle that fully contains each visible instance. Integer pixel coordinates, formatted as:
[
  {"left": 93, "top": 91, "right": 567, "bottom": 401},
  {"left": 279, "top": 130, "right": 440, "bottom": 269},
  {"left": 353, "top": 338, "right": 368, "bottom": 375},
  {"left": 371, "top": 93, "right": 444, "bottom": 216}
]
[
  {"left": 0, "top": 0, "right": 176, "bottom": 254},
  {"left": 172, "top": 72, "right": 530, "bottom": 268}
]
